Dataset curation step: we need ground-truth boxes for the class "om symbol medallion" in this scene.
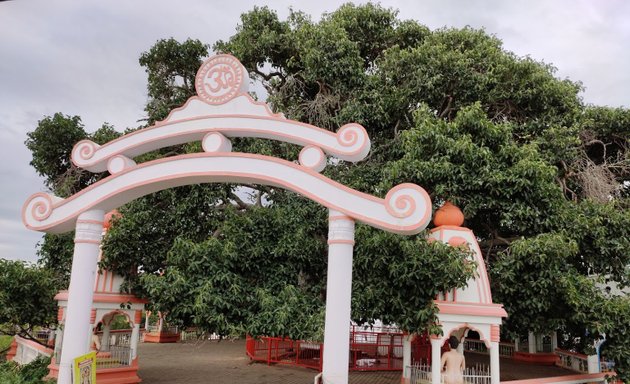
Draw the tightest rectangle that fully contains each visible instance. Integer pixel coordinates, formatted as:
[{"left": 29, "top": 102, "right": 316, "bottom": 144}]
[{"left": 195, "top": 54, "right": 248, "bottom": 105}]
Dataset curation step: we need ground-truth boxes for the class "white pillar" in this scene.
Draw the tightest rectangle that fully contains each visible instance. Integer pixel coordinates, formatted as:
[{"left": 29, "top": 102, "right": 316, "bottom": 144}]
[
  {"left": 130, "top": 323, "right": 140, "bottom": 361},
  {"left": 527, "top": 331, "right": 536, "bottom": 353},
  {"left": 57, "top": 210, "right": 104, "bottom": 384},
  {"left": 551, "top": 331, "right": 558, "bottom": 350},
  {"left": 430, "top": 338, "right": 441, "bottom": 384},
  {"left": 514, "top": 337, "right": 519, "bottom": 352},
  {"left": 53, "top": 327, "right": 63, "bottom": 363},
  {"left": 402, "top": 334, "right": 413, "bottom": 379},
  {"left": 322, "top": 210, "right": 355, "bottom": 384},
  {"left": 47, "top": 327, "right": 56, "bottom": 347},
  {"left": 490, "top": 341, "right": 500, "bottom": 384},
  {"left": 101, "top": 325, "right": 111, "bottom": 351},
  {"left": 144, "top": 311, "right": 150, "bottom": 331},
  {"left": 587, "top": 355, "right": 600, "bottom": 373}
]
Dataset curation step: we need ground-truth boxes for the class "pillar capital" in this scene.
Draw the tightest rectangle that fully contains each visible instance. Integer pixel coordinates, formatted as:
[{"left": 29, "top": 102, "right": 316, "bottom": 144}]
[
  {"left": 328, "top": 210, "right": 355, "bottom": 245},
  {"left": 490, "top": 324, "right": 500, "bottom": 343},
  {"left": 74, "top": 210, "right": 105, "bottom": 245}
]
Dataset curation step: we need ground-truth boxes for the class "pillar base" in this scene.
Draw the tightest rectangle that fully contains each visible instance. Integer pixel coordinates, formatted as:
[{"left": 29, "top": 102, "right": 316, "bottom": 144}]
[{"left": 48, "top": 358, "right": 142, "bottom": 384}]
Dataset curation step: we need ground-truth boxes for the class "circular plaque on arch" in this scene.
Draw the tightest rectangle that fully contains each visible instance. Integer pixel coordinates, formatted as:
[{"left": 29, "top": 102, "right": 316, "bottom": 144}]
[{"left": 195, "top": 54, "right": 247, "bottom": 105}]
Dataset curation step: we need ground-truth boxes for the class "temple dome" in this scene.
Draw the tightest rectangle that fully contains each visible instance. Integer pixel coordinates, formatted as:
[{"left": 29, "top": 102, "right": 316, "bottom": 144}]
[{"left": 433, "top": 201, "right": 464, "bottom": 227}]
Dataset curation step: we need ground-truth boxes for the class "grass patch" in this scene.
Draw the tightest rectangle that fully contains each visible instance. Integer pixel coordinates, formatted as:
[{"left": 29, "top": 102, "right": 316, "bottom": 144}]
[{"left": 1, "top": 335, "right": 13, "bottom": 357}]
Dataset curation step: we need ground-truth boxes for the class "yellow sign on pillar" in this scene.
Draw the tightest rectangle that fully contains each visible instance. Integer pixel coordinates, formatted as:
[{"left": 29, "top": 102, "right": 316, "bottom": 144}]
[{"left": 73, "top": 351, "right": 96, "bottom": 384}]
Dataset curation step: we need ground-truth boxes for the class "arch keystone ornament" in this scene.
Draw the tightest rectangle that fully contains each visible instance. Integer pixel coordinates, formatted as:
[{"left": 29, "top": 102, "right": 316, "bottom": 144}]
[
  {"left": 195, "top": 54, "right": 248, "bottom": 105},
  {"left": 23, "top": 54, "right": 433, "bottom": 384}
]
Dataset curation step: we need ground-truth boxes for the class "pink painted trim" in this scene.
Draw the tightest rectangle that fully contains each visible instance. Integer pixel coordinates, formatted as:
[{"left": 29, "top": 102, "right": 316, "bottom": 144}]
[
  {"left": 101, "top": 309, "right": 134, "bottom": 327},
  {"left": 55, "top": 291, "right": 148, "bottom": 304},
  {"left": 436, "top": 301, "right": 508, "bottom": 317},
  {"left": 384, "top": 183, "right": 431, "bottom": 221},
  {"left": 500, "top": 373, "right": 609, "bottom": 384},
  {"left": 134, "top": 310, "right": 142, "bottom": 325},
  {"left": 102, "top": 269, "right": 108, "bottom": 292},
  {"left": 74, "top": 239, "right": 102, "bottom": 245},
  {"left": 329, "top": 215, "right": 353, "bottom": 222},
  {"left": 14, "top": 336, "right": 54, "bottom": 355},
  {"left": 327, "top": 240, "right": 356, "bottom": 245},
  {"left": 430, "top": 225, "right": 469, "bottom": 233},
  {"left": 25, "top": 153, "right": 432, "bottom": 235},
  {"left": 160, "top": 94, "right": 280, "bottom": 125},
  {"left": 71, "top": 112, "right": 370, "bottom": 169},
  {"left": 465, "top": 235, "right": 493, "bottom": 303},
  {"left": 433, "top": 226, "right": 493, "bottom": 303},
  {"left": 299, "top": 145, "right": 326, "bottom": 171},
  {"left": 94, "top": 269, "right": 101, "bottom": 292},
  {"left": 76, "top": 219, "right": 104, "bottom": 225},
  {"left": 21, "top": 192, "right": 53, "bottom": 222},
  {"left": 490, "top": 324, "right": 500, "bottom": 342},
  {"left": 442, "top": 323, "right": 490, "bottom": 348}
]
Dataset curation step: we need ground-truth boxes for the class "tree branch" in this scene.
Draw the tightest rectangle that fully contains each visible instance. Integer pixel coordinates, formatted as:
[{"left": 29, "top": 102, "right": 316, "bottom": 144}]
[
  {"left": 253, "top": 68, "right": 285, "bottom": 82},
  {"left": 229, "top": 192, "right": 251, "bottom": 210}
]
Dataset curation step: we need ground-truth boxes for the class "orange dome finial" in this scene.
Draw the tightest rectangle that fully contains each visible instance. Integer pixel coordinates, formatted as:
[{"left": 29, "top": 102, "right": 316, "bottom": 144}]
[
  {"left": 433, "top": 201, "right": 464, "bottom": 227},
  {"left": 103, "top": 210, "right": 121, "bottom": 230}
]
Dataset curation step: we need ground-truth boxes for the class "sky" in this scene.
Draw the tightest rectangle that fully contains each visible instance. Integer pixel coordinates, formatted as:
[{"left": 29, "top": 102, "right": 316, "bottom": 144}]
[{"left": 1, "top": 0, "right": 629, "bottom": 263}]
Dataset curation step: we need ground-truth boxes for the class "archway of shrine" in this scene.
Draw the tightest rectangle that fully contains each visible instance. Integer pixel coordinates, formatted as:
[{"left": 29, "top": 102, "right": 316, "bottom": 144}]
[{"left": 23, "top": 54, "right": 432, "bottom": 384}]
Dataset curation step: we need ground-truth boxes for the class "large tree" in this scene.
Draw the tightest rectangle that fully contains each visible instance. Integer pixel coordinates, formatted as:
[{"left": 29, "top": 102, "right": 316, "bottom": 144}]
[{"left": 26, "top": 3, "right": 629, "bottom": 379}]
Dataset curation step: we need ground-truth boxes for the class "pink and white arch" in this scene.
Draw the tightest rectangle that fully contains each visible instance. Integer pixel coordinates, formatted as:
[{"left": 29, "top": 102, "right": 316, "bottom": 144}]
[{"left": 22, "top": 55, "right": 432, "bottom": 384}]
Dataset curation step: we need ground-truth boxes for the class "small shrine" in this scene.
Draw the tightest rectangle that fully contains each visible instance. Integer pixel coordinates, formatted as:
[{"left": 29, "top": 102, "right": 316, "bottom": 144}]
[
  {"left": 143, "top": 310, "right": 180, "bottom": 343},
  {"left": 402, "top": 202, "right": 508, "bottom": 384},
  {"left": 48, "top": 211, "right": 147, "bottom": 384}
]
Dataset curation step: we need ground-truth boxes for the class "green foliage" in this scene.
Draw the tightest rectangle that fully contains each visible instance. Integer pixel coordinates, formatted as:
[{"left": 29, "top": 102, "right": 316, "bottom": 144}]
[
  {"left": 25, "top": 115, "right": 120, "bottom": 198},
  {"left": 139, "top": 38, "right": 208, "bottom": 124},
  {"left": 109, "top": 314, "right": 131, "bottom": 330},
  {"left": 353, "top": 228, "right": 473, "bottom": 334},
  {"left": 0, "top": 356, "right": 53, "bottom": 384},
  {"left": 36, "top": 233, "right": 74, "bottom": 289},
  {"left": 387, "top": 103, "right": 565, "bottom": 236},
  {"left": 139, "top": 199, "right": 328, "bottom": 339},
  {"left": 24, "top": 114, "right": 88, "bottom": 198},
  {"left": 491, "top": 233, "right": 580, "bottom": 334},
  {"left": 0, "top": 260, "right": 58, "bottom": 341},
  {"left": 0, "top": 335, "right": 12, "bottom": 355}
]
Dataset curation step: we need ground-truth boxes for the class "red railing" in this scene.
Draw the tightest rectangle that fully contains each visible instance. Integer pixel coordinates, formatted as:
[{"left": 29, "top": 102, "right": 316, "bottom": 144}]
[
  {"left": 246, "top": 336, "right": 323, "bottom": 370},
  {"left": 246, "top": 325, "right": 408, "bottom": 371}
]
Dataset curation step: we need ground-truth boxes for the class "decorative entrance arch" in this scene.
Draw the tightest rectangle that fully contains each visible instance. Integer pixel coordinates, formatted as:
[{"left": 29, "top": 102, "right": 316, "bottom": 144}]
[{"left": 23, "top": 54, "right": 432, "bottom": 384}]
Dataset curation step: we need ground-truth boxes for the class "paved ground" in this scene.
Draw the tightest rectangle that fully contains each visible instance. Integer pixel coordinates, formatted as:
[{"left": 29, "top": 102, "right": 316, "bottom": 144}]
[
  {"left": 138, "top": 340, "right": 399, "bottom": 384},
  {"left": 137, "top": 340, "right": 575, "bottom": 384}
]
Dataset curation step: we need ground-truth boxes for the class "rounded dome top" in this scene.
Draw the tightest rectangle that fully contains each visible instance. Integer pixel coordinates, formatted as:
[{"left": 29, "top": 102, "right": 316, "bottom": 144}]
[
  {"left": 433, "top": 201, "right": 464, "bottom": 227},
  {"left": 103, "top": 210, "right": 121, "bottom": 230}
]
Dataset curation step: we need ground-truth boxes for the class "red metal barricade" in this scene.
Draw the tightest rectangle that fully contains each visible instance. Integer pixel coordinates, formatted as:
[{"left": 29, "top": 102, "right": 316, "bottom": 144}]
[
  {"left": 247, "top": 325, "right": 416, "bottom": 372},
  {"left": 246, "top": 335, "right": 323, "bottom": 370}
]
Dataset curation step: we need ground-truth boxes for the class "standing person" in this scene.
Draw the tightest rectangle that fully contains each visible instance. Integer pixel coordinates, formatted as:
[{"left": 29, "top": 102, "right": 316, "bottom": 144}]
[{"left": 441, "top": 336, "right": 465, "bottom": 384}]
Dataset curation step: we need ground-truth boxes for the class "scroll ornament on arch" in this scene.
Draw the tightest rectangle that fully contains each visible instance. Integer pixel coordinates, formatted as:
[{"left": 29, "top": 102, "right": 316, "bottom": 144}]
[{"left": 70, "top": 54, "right": 371, "bottom": 174}]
